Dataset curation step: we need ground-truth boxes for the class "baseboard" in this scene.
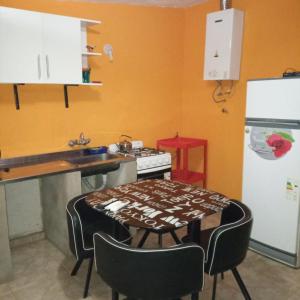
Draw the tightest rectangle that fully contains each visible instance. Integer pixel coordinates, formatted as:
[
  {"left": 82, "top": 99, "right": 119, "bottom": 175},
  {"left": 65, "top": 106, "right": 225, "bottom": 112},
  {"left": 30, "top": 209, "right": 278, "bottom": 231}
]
[
  {"left": 10, "top": 231, "right": 45, "bottom": 248},
  {"left": 249, "top": 239, "right": 299, "bottom": 268}
]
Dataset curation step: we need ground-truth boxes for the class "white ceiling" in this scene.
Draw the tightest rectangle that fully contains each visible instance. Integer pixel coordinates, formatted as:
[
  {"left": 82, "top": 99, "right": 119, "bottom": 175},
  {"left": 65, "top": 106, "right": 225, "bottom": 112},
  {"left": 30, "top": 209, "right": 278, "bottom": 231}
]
[{"left": 70, "top": 0, "right": 208, "bottom": 8}]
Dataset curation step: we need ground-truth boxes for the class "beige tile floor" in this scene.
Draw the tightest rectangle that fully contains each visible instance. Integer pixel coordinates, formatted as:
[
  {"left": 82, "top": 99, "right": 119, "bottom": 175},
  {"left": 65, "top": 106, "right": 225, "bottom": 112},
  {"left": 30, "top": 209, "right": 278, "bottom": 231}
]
[{"left": 1, "top": 218, "right": 300, "bottom": 300}]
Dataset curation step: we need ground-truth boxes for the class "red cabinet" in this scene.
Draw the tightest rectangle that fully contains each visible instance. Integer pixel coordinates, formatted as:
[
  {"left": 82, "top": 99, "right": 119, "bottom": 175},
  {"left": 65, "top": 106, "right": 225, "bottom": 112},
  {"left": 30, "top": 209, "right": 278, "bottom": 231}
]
[{"left": 157, "top": 136, "right": 207, "bottom": 187}]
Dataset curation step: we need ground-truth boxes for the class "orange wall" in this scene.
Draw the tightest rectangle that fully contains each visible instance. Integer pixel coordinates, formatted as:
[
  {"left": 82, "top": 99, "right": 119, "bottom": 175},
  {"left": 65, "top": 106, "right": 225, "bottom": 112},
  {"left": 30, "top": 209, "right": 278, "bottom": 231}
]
[
  {"left": 182, "top": 0, "right": 300, "bottom": 198},
  {"left": 0, "top": 0, "right": 184, "bottom": 157}
]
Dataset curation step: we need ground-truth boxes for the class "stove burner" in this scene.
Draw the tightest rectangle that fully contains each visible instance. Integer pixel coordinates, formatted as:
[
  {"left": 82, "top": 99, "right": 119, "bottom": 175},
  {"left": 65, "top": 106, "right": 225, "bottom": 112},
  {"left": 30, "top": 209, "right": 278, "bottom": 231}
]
[
  {"left": 117, "top": 145, "right": 171, "bottom": 175},
  {"left": 119, "top": 147, "right": 165, "bottom": 157}
]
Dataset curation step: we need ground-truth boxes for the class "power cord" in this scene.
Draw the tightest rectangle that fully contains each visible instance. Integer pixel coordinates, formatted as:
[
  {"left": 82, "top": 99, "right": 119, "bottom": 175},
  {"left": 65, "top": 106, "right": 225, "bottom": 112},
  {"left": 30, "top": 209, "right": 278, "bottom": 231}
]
[
  {"left": 212, "top": 80, "right": 234, "bottom": 103},
  {"left": 283, "top": 67, "right": 300, "bottom": 77},
  {"left": 212, "top": 80, "right": 225, "bottom": 103},
  {"left": 284, "top": 67, "right": 297, "bottom": 73}
]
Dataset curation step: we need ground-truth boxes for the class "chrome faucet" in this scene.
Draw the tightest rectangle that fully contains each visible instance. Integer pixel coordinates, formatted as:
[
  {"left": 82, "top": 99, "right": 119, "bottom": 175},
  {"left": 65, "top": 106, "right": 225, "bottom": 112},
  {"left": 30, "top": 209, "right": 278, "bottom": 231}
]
[{"left": 68, "top": 132, "right": 91, "bottom": 147}]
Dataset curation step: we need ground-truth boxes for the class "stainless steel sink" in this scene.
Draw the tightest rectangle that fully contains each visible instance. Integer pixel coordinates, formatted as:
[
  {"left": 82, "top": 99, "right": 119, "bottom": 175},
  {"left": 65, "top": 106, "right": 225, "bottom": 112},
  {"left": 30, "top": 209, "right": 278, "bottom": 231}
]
[
  {"left": 0, "top": 149, "right": 134, "bottom": 184},
  {"left": 0, "top": 149, "right": 120, "bottom": 170},
  {"left": 64, "top": 153, "right": 120, "bottom": 165}
]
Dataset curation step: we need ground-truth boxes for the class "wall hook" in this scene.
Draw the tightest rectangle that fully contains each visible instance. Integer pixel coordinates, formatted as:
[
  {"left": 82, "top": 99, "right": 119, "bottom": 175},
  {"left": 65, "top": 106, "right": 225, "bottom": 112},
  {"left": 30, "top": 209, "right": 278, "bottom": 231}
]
[{"left": 103, "top": 44, "right": 113, "bottom": 62}]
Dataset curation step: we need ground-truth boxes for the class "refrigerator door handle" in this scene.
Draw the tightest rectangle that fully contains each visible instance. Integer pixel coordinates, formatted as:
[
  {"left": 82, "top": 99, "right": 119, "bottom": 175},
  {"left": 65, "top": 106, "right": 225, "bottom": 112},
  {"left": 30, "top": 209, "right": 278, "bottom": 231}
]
[{"left": 246, "top": 118, "right": 300, "bottom": 129}]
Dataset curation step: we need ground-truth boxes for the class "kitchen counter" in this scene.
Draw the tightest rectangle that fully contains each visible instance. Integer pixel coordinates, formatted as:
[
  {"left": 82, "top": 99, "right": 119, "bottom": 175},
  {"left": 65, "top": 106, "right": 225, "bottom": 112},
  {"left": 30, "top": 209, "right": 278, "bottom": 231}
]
[
  {"left": 0, "top": 150, "right": 135, "bottom": 184},
  {"left": 0, "top": 149, "right": 137, "bottom": 283}
]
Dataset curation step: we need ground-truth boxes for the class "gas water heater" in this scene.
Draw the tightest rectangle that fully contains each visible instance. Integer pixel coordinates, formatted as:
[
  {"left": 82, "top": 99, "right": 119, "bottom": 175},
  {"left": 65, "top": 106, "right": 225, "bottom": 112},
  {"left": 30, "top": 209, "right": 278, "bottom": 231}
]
[{"left": 203, "top": 8, "right": 244, "bottom": 81}]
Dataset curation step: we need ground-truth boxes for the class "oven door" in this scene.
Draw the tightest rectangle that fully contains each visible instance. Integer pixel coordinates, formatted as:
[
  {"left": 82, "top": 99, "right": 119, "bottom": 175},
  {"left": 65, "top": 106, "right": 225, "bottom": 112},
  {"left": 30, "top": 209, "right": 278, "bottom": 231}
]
[{"left": 137, "top": 168, "right": 171, "bottom": 181}]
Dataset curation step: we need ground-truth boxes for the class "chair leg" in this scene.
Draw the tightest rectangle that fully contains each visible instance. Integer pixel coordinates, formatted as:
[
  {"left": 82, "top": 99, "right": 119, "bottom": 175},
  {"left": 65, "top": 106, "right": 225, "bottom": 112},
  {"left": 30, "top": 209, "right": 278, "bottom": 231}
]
[
  {"left": 191, "top": 292, "right": 199, "bottom": 300},
  {"left": 112, "top": 289, "right": 119, "bottom": 300},
  {"left": 212, "top": 274, "right": 217, "bottom": 300},
  {"left": 232, "top": 268, "right": 251, "bottom": 300},
  {"left": 137, "top": 230, "right": 150, "bottom": 248},
  {"left": 158, "top": 233, "right": 163, "bottom": 247},
  {"left": 83, "top": 256, "right": 94, "bottom": 298},
  {"left": 170, "top": 230, "right": 182, "bottom": 245},
  {"left": 124, "top": 224, "right": 132, "bottom": 245},
  {"left": 221, "top": 272, "right": 225, "bottom": 280},
  {"left": 70, "top": 258, "right": 83, "bottom": 276}
]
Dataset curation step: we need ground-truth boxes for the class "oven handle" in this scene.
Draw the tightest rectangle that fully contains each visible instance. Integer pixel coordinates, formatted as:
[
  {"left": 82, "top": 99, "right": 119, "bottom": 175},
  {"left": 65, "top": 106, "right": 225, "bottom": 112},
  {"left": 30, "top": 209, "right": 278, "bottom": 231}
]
[
  {"left": 138, "top": 165, "right": 172, "bottom": 174},
  {"left": 137, "top": 168, "right": 171, "bottom": 181}
]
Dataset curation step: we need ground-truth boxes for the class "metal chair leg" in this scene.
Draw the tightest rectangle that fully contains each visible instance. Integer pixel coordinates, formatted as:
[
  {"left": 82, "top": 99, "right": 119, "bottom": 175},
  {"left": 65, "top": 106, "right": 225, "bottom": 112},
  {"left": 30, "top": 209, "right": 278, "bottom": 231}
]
[
  {"left": 212, "top": 274, "right": 217, "bottom": 300},
  {"left": 112, "top": 289, "right": 119, "bottom": 300},
  {"left": 232, "top": 268, "right": 251, "bottom": 300},
  {"left": 170, "top": 230, "right": 182, "bottom": 244},
  {"left": 70, "top": 258, "right": 83, "bottom": 276},
  {"left": 158, "top": 233, "right": 163, "bottom": 247},
  {"left": 137, "top": 230, "right": 150, "bottom": 248},
  {"left": 83, "top": 257, "right": 94, "bottom": 298},
  {"left": 124, "top": 224, "right": 132, "bottom": 245}
]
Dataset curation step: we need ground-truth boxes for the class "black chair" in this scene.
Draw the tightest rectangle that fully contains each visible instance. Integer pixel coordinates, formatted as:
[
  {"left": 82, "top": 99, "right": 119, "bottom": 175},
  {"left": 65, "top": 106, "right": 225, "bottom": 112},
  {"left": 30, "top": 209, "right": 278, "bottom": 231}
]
[
  {"left": 93, "top": 232, "right": 205, "bottom": 300},
  {"left": 199, "top": 200, "right": 253, "bottom": 300},
  {"left": 66, "top": 195, "right": 131, "bottom": 298}
]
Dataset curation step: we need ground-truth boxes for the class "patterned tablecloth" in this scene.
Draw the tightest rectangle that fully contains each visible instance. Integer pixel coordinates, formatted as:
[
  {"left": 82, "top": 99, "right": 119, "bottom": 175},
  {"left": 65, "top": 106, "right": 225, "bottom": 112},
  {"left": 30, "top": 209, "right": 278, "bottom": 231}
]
[{"left": 85, "top": 179, "right": 229, "bottom": 231}]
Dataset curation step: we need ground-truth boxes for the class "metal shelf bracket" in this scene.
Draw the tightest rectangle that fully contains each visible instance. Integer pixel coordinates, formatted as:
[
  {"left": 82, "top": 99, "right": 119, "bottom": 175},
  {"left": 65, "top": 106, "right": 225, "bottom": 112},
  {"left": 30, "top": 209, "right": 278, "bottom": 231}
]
[
  {"left": 13, "top": 84, "right": 25, "bottom": 110},
  {"left": 63, "top": 84, "right": 79, "bottom": 108}
]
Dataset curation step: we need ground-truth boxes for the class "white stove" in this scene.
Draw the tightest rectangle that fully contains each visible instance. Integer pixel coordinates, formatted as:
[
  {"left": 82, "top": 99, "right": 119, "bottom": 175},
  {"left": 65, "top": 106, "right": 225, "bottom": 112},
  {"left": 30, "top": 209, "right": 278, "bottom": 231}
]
[
  {"left": 109, "top": 141, "right": 172, "bottom": 180},
  {"left": 126, "top": 148, "right": 171, "bottom": 175}
]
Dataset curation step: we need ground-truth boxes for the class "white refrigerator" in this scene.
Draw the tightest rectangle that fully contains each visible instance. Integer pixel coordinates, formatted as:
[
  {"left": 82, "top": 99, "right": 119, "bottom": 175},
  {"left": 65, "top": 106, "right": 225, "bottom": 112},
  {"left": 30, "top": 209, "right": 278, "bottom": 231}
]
[{"left": 242, "top": 77, "right": 300, "bottom": 267}]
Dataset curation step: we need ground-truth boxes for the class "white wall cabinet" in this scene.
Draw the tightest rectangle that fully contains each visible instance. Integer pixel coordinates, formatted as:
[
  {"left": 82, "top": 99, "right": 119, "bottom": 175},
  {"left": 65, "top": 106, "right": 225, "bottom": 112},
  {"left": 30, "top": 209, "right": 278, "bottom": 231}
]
[
  {"left": 0, "top": 7, "right": 97, "bottom": 84},
  {"left": 0, "top": 7, "right": 43, "bottom": 83},
  {"left": 42, "top": 14, "right": 82, "bottom": 84}
]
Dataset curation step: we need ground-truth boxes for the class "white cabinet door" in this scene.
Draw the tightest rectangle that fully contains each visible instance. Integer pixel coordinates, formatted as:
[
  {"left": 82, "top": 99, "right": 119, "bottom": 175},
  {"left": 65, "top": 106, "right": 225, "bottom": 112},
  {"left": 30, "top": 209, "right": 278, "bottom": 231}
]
[
  {"left": 0, "top": 7, "right": 43, "bottom": 83},
  {"left": 42, "top": 14, "right": 82, "bottom": 84}
]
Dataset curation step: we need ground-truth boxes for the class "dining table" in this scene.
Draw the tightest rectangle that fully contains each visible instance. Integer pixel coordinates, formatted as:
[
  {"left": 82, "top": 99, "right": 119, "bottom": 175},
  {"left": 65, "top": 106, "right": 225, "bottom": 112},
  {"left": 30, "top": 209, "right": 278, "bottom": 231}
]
[{"left": 85, "top": 179, "right": 230, "bottom": 245}]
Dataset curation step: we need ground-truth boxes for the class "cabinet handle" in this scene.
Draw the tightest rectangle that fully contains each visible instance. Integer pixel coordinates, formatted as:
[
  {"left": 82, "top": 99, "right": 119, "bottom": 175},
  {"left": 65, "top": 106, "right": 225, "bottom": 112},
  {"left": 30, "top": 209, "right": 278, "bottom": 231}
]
[
  {"left": 46, "top": 55, "right": 50, "bottom": 78},
  {"left": 37, "top": 55, "right": 41, "bottom": 80}
]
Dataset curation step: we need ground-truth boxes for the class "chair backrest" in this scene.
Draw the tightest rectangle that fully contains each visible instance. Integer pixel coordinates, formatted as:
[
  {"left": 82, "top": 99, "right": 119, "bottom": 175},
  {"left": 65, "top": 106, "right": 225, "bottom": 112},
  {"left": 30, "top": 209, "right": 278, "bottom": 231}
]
[
  {"left": 66, "top": 195, "right": 131, "bottom": 260},
  {"left": 94, "top": 232, "right": 205, "bottom": 300},
  {"left": 66, "top": 195, "right": 94, "bottom": 259},
  {"left": 205, "top": 200, "right": 253, "bottom": 275}
]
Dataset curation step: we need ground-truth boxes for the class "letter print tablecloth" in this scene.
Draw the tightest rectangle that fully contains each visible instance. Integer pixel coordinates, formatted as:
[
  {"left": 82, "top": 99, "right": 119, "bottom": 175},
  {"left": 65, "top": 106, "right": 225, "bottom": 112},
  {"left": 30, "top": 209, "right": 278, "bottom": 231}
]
[{"left": 85, "top": 179, "right": 230, "bottom": 231}]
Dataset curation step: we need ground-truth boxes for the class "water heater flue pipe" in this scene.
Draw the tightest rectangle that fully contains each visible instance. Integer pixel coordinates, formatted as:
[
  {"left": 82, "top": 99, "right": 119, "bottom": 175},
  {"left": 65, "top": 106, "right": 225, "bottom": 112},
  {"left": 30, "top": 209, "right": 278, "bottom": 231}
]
[{"left": 220, "top": 0, "right": 232, "bottom": 10}]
